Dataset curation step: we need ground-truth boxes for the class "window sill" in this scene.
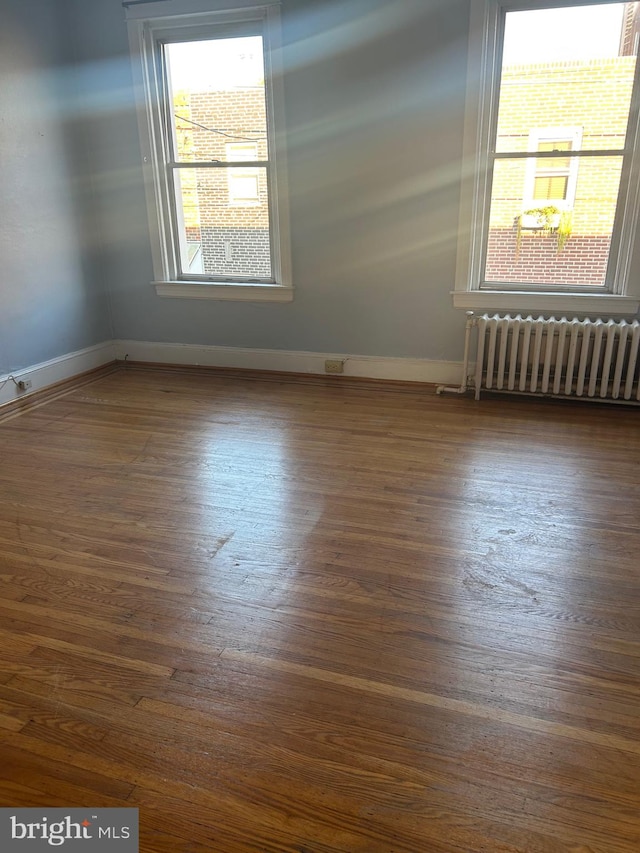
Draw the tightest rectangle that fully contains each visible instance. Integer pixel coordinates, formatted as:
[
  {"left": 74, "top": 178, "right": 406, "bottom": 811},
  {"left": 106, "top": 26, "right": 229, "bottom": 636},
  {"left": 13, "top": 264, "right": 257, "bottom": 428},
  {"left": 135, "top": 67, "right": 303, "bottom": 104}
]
[
  {"left": 154, "top": 282, "right": 294, "bottom": 303},
  {"left": 452, "top": 290, "right": 640, "bottom": 317}
]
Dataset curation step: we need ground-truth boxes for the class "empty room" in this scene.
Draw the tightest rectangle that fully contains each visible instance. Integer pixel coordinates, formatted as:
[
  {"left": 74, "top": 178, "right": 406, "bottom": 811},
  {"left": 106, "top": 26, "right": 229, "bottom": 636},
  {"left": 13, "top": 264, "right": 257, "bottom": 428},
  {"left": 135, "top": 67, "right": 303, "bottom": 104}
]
[{"left": 1, "top": 0, "right": 639, "bottom": 851}]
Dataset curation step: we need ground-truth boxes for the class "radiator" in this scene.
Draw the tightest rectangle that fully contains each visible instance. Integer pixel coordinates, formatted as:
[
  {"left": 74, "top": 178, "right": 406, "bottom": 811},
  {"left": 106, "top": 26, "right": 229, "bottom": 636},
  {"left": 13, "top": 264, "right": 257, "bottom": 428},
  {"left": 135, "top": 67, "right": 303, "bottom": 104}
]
[{"left": 438, "top": 313, "right": 640, "bottom": 403}]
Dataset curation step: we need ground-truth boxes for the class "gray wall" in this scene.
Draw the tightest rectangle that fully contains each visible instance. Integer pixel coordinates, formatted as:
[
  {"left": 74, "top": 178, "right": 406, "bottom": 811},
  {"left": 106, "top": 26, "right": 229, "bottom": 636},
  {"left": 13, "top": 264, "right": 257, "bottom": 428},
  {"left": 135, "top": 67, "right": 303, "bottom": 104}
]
[
  {"left": 0, "top": 0, "right": 112, "bottom": 376},
  {"left": 66, "top": 0, "right": 470, "bottom": 361}
]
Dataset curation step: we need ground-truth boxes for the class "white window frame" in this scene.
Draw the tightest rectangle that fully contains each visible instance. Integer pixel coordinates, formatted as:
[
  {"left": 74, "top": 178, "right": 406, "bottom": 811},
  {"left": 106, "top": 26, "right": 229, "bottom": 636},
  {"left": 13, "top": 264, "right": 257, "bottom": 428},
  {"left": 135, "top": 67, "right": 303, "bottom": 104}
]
[
  {"left": 523, "top": 127, "right": 582, "bottom": 209},
  {"left": 454, "top": 0, "right": 640, "bottom": 315},
  {"left": 126, "top": 0, "right": 293, "bottom": 303}
]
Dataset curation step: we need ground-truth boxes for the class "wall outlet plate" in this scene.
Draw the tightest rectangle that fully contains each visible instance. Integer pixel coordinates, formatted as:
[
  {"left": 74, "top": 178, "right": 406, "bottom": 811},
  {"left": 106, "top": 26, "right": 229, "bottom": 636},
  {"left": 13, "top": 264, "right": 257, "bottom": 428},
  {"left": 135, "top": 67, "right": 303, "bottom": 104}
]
[{"left": 324, "top": 359, "right": 344, "bottom": 374}]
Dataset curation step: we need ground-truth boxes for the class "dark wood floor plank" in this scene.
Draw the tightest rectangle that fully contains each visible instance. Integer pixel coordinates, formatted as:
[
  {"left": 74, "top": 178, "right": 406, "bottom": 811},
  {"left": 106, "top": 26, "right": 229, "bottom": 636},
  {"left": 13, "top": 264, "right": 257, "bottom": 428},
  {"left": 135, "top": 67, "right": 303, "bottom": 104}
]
[{"left": 1, "top": 366, "right": 640, "bottom": 851}]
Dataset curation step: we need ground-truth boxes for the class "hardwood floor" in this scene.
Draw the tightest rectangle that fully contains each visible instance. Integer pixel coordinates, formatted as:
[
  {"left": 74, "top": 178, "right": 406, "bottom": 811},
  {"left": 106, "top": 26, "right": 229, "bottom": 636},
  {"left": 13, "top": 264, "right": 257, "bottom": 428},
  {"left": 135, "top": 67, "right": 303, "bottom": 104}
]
[{"left": 1, "top": 365, "right": 639, "bottom": 852}]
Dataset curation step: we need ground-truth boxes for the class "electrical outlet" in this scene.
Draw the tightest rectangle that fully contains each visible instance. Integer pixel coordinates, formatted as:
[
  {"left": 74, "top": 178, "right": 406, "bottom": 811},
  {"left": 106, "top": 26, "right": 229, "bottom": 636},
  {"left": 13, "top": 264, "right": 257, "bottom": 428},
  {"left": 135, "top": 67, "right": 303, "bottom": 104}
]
[
  {"left": 324, "top": 359, "right": 344, "bottom": 374},
  {"left": 17, "top": 379, "right": 32, "bottom": 392}
]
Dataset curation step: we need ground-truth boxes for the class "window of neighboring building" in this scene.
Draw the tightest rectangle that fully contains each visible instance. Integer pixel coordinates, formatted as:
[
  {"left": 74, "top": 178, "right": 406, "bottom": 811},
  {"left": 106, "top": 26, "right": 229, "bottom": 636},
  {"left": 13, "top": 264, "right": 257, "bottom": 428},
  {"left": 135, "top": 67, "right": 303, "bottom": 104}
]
[
  {"left": 455, "top": 1, "right": 640, "bottom": 314},
  {"left": 532, "top": 142, "right": 571, "bottom": 201},
  {"left": 523, "top": 129, "right": 582, "bottom": 208},
  {"left": 125, "top": 1, "right": 292, "bottom": 302},
  {"left": 226, "top": 143, "right": 260, "bottom": 205}
]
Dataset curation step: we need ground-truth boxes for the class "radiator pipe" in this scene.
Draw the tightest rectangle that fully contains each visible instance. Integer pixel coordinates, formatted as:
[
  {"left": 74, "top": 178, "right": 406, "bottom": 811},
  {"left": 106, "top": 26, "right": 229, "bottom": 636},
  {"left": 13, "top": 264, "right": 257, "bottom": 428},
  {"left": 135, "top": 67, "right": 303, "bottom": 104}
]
[{"left": 436, "top": 312, "right": 475, "bottom": 396}]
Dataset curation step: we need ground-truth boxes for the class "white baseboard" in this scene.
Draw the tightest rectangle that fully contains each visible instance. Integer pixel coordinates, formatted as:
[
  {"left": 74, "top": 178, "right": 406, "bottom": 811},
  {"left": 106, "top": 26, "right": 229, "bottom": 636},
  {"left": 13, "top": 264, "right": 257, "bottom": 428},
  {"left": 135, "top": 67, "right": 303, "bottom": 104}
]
[
  {"left": 115, "top": 340, "right": 463, "bottom": 385},
  {"left": 0, "top": 339, "right": 463, "bottom": 408},
  {"left": 0, "top": 341, "right": 117, "bottom": 408}
]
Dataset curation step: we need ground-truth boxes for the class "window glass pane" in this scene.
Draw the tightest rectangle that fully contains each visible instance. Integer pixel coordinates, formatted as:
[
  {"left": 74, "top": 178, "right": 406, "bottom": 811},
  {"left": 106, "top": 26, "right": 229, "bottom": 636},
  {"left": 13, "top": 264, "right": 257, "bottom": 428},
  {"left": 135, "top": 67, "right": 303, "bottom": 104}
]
[
  {"left": 228, "top": 172, "right": 260, "bottom": 204},
  {"left": 538, "top": 141, "right": 571, "bottom": 153},
  {"left": 533, "top": 175, "right": 569, "bottom": 200},
  {"left": 495, "top": 3, "right": 637, "bottom": 153},
  {"left": 226, "top": 142, "right": 258, "bottom": 162},
  {"left": 484, "top": 156, "right": 624, "bottom": 288},
  {"left": 537, "top": 141, "right": 572, "bottom": 172},
  {"left": 174, "top": 167, "right": 271, "bottom": 279},
  {"left": 167, "top": 37, "right": 268, "bottom": 163}
]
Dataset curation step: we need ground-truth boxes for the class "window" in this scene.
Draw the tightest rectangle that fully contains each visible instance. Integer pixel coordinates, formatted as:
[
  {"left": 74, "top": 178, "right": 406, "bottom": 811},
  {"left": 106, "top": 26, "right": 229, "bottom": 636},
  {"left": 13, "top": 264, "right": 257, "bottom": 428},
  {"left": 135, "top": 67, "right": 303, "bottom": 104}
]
[
  {"left": 523, "top": 129, "right": 582, "bottom": 208},
  {"left": 226, "top": 143, "right": 260, "bottom": 205},
  {"left": 532, "top": 142, "right": 571, "bottom": 202},
  {"left": 455, "top": 1, "right": 640, "bottom": 314},
  {"left": 126, "top": 1, "right": 292, "bottom": 302}
]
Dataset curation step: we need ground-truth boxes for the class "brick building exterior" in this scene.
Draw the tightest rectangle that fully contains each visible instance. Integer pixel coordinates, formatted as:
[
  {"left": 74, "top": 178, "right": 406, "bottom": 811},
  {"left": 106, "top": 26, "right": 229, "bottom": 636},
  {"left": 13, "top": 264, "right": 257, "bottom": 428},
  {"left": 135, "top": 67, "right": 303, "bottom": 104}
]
[
  {"left": 620, "top": 1, "right": 640, "bottom": 56},
  {"left": 175, "top": 87, "right": 270, "bottom": 278},
  {"left": 486, "top": 57, "right": 636, "bottom": 286}
]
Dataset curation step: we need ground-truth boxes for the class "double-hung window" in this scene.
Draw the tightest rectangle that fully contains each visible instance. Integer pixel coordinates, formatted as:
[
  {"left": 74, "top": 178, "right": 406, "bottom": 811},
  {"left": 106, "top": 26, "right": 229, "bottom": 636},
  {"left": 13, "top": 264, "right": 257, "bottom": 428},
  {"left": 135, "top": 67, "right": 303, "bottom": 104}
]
[
  {"left": 126, "top": 0, "right": 292, "bottom": 302},
  {"left": 523, "top": 128, "right": 582, "bottom": 209},
  {"left": 455, "top": 0, "right": 640, "bottom": 314}
]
